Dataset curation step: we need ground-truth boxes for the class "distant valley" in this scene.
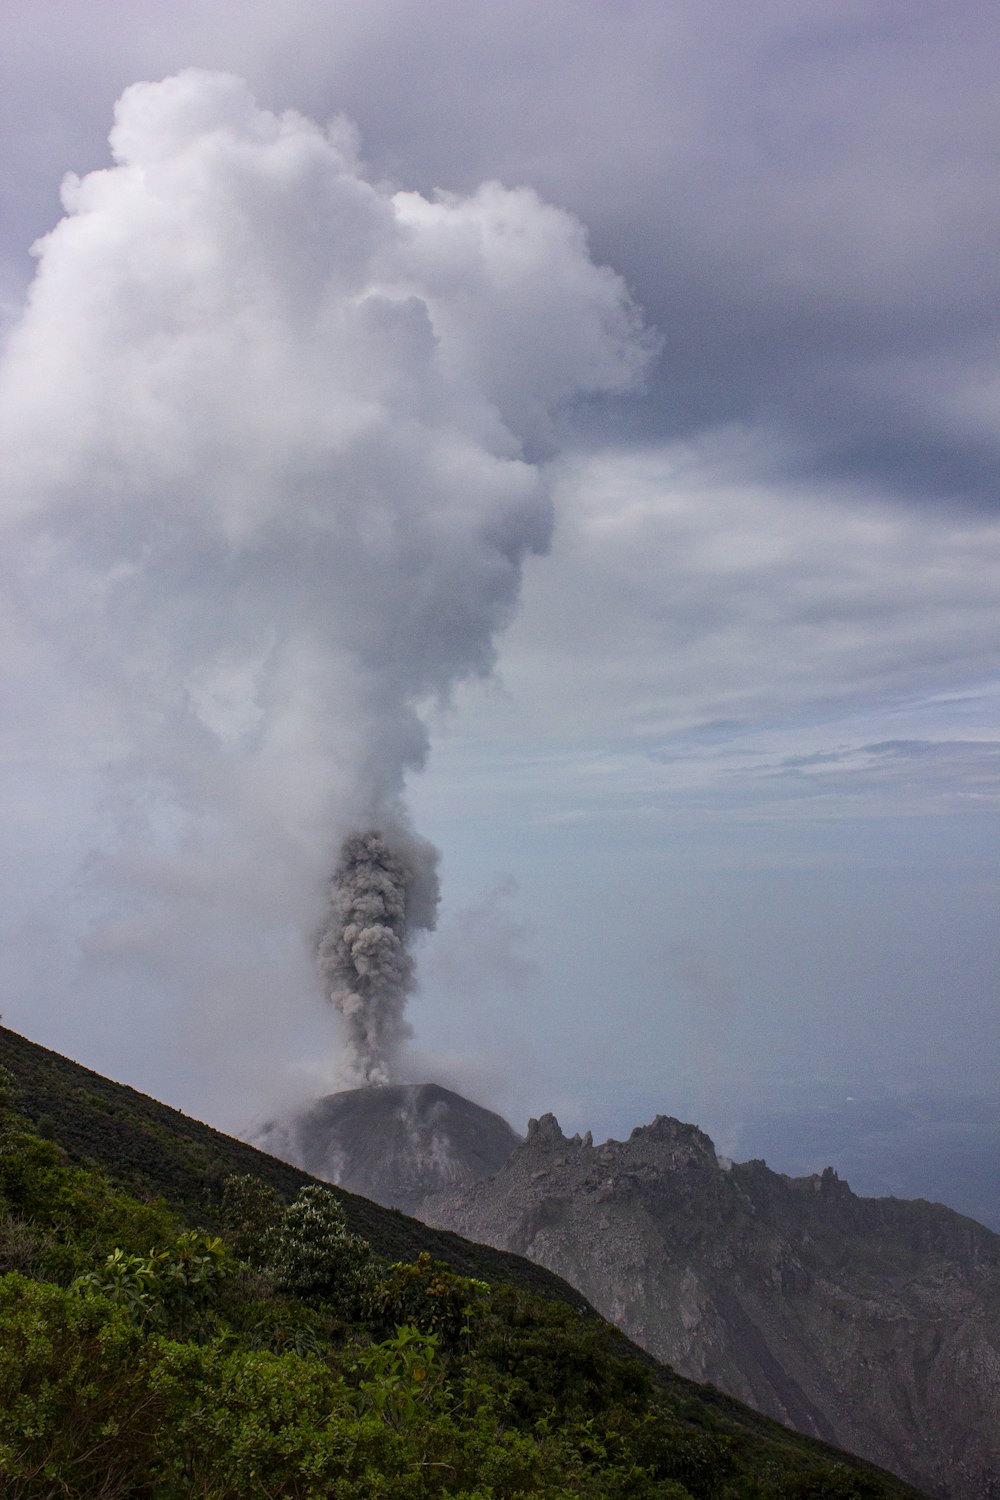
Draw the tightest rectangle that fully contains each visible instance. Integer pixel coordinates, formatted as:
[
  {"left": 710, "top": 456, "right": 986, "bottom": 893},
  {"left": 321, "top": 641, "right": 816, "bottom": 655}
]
[{"left": 715, "top": 1089, "right": 1000, "bottom": 1233}]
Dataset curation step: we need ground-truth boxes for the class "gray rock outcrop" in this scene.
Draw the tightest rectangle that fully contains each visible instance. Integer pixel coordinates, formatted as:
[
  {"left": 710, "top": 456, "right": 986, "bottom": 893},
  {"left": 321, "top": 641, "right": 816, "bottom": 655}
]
[{"left": 424, "top": 1110, "right": 1000, "bottom": 1500}]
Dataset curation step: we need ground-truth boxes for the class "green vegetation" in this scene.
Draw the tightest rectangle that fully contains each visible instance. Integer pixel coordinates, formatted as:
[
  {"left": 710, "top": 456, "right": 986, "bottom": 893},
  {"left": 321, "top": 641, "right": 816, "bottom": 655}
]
[
  {"left": 0, "top": 1034, "right": 927, "bottom": 1498},
  {"left": 0, "top": 1024, "right": 593, "bottom": 1298}
]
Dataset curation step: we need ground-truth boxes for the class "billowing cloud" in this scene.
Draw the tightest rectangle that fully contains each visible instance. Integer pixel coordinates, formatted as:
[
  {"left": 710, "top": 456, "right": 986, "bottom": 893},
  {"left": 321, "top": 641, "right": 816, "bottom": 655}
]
[
  {"left": 3, "top": 3, "right": 997, "bottom": 505},
  {"left": 0, "top": 69, "right": 652, "bottom": 1098}
]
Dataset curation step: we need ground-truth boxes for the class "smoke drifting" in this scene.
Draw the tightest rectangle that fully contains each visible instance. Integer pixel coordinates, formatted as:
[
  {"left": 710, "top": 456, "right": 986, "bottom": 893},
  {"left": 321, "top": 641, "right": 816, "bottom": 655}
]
[
  {"left": 318, "top": 828, "right": 438, "bottom": 1085},
  {"left": 0, "top": 69, "right": 654, "bottom": 1096}
]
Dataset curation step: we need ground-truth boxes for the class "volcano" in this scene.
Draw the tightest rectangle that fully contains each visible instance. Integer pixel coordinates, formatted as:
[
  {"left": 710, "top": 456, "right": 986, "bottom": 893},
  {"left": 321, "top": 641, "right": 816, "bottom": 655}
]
[{"left": 254, "top": 1082, "right": 521, "bottom": 1215}]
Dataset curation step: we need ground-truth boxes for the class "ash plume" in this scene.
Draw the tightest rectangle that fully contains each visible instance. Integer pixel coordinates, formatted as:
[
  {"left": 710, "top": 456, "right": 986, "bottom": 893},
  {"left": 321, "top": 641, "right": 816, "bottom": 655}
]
[
  {"left": 318, "top": 828, "right": 438, "bottom": 1085},
  {"left": 0, "top": 68, "right": 655, "bottom": 1106}
]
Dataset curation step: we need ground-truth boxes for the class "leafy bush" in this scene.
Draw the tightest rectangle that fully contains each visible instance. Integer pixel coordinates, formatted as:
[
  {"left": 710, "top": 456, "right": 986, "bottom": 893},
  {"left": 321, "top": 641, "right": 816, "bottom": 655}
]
[
  {"left": 0, "top": 1064, "right": 20, "bottom": 1112},
  {"left": 472, "top": 1282, "right": 653, "bottom": 1423},
  {"left": 0, "top": 1207, "right": 51, "bottom": 1277},
  {"left": 73, "top": 1231, "right": 234, "bottom": 1341},
  {"left": 0, "top": 1126, "right": 179, "bottom": 1285},
  {"left": 351, "top": 1323, "right": 447, "bottom": 1428},
  {"left": 147, "top": 1340, "right": 402, "bottom": 1499},
  {"left": 266, "top": 1185, "right": 373, "bottom": 1309},
  {"left": 362, "top": 1252, "right": 487, "bottom": 1345},
  {"left": 0, "top": 1273, "right": 163, "bottom": 1499},
  {"left": 219, "top": 1173, "right": 283, "bottom": 1266}
]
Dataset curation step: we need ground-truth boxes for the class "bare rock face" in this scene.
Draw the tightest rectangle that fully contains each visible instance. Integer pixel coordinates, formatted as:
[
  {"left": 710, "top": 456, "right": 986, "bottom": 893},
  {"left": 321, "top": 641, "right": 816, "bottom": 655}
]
[
  {"left": 254, "top": 1082, "right": 521, "bottom": 1214},
  {"left": 424, "top": 1111, "right": 1000, "bottom": 1500}
]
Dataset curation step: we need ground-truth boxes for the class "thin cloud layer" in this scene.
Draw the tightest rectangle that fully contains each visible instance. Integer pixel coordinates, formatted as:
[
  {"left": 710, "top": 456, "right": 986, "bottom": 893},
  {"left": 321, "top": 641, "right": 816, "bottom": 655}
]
[{"left": 425, "top": 445, "right": 1000, "bottom": 812}]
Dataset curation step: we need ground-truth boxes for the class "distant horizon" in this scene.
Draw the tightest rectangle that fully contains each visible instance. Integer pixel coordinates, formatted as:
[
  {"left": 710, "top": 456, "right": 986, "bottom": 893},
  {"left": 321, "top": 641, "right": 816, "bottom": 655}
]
[{"left": 7, "top": 1010, "right": 998, "bottom": 1233}]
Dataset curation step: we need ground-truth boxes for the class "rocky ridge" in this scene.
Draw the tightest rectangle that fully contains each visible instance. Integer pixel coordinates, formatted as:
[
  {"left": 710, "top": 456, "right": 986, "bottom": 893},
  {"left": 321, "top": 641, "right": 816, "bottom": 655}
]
[{"left": 423, "top": 1110, "right": 1000, "bottom": 1500}]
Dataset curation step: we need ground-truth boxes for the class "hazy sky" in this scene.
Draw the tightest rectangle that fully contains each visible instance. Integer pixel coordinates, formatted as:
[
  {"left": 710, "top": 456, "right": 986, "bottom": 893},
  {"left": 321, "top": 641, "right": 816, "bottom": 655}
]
[{"left": 1, "top": 1, "right": 997, "bottom": 1151}]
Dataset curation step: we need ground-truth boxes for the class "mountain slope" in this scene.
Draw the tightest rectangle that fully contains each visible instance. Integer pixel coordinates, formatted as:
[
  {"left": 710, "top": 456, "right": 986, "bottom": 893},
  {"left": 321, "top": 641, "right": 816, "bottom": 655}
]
[
  {"left": 424, "top": 1111, "right": 1000, "bottom": 1500},
  {"left": 0, "top": 1025, "right": 569, "bottom": 1299},
  {"left": 0, "top": 1025, "right": 928, "bottom": 1497}
]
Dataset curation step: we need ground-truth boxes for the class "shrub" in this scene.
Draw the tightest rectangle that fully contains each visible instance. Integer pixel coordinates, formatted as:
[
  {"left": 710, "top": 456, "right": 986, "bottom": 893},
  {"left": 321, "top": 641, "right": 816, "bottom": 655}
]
[
  {"left": 351, "top": 1322, "right": 447, "bottom": 1429},
  {"left": 0, "top": 1207, "right": 51, "bottom": 1277},
  {"left": 0, "top": 1273, "right": 163, "bottom": 1499},
  {"left": 0, "top": 1123, "right": 179, "bottom": 1284},
  {"left": 266, "top": 1185, "right": 373, "bottom": 1310},
  {"left": 73, "top": 1231, "right": 235, "bottom": 1341},
  {"left": 218, "top": 1174, "right": 283, "bottom": 1266},
  {"left": 147, "top": 1341, "right": 384, "bottom": 1499},
  {"left": 362, "top": 1252, "right": 488, "bottom": 1346}
]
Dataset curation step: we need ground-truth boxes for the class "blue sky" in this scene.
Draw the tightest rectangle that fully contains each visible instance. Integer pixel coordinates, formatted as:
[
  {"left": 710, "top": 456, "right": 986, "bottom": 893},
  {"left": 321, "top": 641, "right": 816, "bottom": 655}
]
[{"left": 0, "top": 1, "right": 997, "bottom": 1150}]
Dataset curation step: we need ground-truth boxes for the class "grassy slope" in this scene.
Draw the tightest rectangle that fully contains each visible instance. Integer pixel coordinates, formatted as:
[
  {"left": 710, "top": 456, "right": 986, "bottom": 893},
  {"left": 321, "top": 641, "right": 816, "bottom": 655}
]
[{"left": 0, "top": 1024, "right": 927, "bottom": 1497}]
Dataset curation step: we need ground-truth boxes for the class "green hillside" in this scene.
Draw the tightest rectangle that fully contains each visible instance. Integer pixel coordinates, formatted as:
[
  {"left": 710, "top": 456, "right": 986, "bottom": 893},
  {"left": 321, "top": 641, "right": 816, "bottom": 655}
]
[
  {"left": 0, "top": 1025, "right": 927, "bottom": 1499},
  {"left": 0, "top": 1025, "right": 585, "bottom": 1300}
]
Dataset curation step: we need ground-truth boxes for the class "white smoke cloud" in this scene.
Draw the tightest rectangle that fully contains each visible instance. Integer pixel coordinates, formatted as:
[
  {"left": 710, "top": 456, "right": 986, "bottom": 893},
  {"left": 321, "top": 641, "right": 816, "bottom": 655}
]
[{"left": 0, "top": 69, "right": 653, "bottom": 1103}]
